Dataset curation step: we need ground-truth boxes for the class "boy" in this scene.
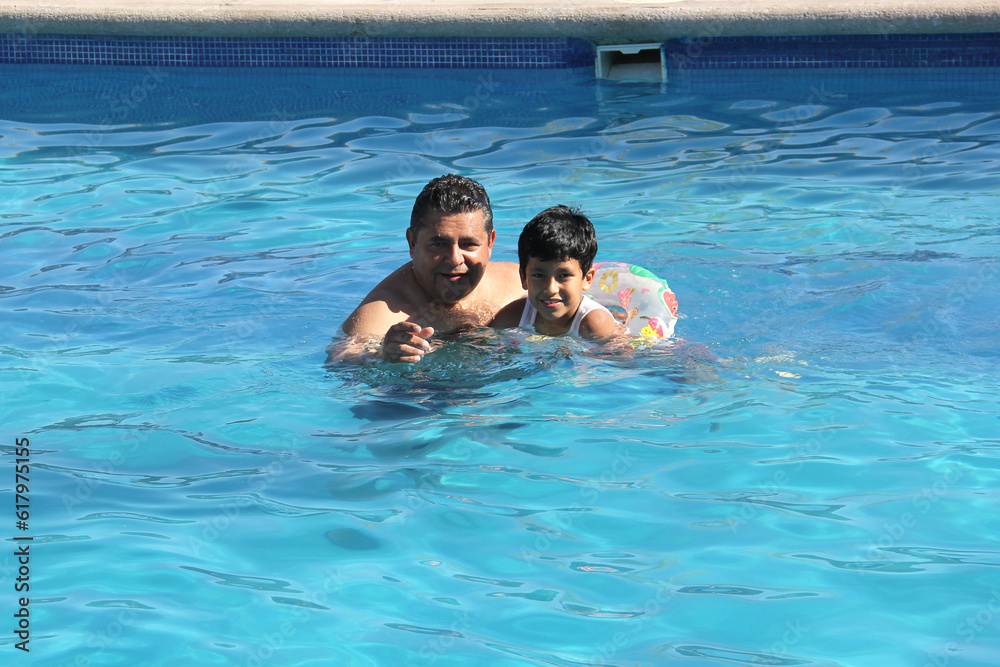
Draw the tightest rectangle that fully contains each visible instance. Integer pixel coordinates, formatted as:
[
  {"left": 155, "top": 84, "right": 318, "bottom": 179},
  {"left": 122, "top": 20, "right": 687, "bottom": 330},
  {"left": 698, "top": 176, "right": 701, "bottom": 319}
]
[{"left": 490, "top": 206, "right": 623, "bottom": 339}]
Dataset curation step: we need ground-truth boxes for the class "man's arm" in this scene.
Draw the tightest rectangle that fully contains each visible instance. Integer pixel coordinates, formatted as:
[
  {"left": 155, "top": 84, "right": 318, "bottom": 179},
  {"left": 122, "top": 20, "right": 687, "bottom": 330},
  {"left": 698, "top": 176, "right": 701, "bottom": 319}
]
[
  {"left": 337, "top": 275, "right": 434, "bottom": 363},
  {"left": 489, "top": 297, "right": 527, "bottom": 329},
  {"left": 326, "top": 322, "right": 434, "bottom": 365},
  {"left": 325, "top": 334, "right": 378, "bottom": 365},
  {"left": 341, "top": 297, "right": 404, "bottom": 338}
]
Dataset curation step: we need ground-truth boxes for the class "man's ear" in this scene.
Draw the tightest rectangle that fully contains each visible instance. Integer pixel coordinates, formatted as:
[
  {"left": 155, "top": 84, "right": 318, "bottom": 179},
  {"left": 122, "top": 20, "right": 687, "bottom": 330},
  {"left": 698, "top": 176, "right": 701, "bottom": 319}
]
[
  {"left": 406, "top": 228, "right": 417, "bottom": 256},
  {"left": 582, "top": 267, "right": 596, "bottom": 290}
]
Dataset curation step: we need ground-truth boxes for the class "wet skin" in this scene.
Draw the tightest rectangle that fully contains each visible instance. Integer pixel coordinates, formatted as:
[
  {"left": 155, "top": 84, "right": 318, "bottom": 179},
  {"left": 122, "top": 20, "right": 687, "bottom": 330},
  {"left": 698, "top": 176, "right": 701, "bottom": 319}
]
[
  {"left": 334, "top": 207, "right": 525, "bottom": 364},
  {"left": 382, "top": 209, "right": 497, "bottom": 362}
]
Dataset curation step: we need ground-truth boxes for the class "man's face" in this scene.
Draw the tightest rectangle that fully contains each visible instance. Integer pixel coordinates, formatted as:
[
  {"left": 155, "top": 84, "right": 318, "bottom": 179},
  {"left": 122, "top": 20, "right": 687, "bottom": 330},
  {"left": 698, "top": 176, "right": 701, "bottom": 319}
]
[{"left": 406, "top": 209, "right": 495, "bottom": 305}]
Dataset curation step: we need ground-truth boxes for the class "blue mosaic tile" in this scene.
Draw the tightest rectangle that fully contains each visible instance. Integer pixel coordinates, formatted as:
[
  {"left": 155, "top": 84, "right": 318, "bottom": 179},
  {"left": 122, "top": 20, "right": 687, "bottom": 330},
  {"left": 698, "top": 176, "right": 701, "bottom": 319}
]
[
  {"left": 2, "top": 32, "right": 997, "bottom": 71},
  {"left": 0, "top": 34, "right": 595, "bottom": 69},
  {"left": 663, "top": 33, "right": 1000, "bottom": 70}
]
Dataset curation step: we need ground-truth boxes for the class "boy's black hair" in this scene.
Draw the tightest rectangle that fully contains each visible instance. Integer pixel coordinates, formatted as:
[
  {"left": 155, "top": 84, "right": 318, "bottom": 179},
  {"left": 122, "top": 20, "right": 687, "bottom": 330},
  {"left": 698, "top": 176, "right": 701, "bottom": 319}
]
[
  {"left": 410, "top": 174, "right": 493, "bottom": 234},
  {"left": 518, "top": 205, "right": 598, "bottom": 274}
]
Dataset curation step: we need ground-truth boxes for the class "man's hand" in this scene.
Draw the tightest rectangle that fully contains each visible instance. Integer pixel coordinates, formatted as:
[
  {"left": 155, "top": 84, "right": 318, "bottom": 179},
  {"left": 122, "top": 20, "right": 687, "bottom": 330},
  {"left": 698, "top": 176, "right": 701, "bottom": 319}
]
[{"left": 380, "top": 322, "right": 435, "bottom": 363}]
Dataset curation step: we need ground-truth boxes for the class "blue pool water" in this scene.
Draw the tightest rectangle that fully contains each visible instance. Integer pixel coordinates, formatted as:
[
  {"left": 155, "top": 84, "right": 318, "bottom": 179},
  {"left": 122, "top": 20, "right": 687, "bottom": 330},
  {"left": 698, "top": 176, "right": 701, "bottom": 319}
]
[{"left": 2, "top": 64, "right": 1000, "bottom": 666}]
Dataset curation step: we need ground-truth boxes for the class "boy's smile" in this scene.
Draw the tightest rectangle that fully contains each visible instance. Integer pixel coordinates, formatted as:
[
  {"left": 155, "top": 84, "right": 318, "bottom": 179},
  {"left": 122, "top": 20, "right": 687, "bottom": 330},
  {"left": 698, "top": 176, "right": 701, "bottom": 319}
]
[{"left": 522, "top": 256, "right": 596, "bottom": 335}]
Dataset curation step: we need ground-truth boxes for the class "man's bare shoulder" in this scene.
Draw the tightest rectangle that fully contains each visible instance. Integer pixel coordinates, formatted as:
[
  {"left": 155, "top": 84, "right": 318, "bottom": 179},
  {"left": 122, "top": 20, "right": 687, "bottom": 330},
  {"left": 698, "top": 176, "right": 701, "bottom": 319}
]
[
  {"left": 489, "top": 260, "right": 521, "bottom": 278},
  {"left": 484, "top": 260, "right": 525, "bottom": 301},
  {"left": 341, "top": 264, "right": 417, "bottom": 336}
]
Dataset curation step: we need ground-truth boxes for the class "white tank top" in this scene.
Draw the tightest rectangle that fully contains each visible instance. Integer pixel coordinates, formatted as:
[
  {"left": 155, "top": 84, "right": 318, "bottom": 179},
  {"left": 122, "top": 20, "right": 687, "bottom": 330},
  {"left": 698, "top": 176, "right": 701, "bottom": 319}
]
[{"left": 518, "top": 297, "right": 610, "bottom": 337}]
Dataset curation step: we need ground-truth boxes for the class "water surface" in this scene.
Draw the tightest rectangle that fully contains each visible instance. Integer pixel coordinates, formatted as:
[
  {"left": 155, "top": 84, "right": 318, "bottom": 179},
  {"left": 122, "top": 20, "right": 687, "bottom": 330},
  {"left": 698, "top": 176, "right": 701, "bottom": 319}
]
[{"left": 2, "top": 65, "right": 999, "bottom": 666}]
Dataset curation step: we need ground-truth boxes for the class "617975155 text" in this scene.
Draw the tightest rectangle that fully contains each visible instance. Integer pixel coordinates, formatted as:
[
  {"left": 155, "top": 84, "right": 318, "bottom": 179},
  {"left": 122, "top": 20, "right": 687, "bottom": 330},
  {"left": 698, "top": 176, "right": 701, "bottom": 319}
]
[{"left": 13, "top": 436, "right": 31, "bottom": 653}]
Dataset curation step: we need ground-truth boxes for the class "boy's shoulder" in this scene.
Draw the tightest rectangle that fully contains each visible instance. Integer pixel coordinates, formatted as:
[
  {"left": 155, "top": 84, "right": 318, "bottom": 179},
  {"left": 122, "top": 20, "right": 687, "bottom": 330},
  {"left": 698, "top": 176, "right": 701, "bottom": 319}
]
[{"left": 578, "top": 300, "right": 625, "bottom": 340}]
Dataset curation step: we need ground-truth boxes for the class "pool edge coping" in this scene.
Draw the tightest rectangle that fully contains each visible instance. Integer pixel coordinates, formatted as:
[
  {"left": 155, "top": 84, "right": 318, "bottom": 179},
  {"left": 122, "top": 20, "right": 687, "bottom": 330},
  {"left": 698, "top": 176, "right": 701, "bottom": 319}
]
[{"left": 3, "top": 1, "right": 1000, "bottom": 43}]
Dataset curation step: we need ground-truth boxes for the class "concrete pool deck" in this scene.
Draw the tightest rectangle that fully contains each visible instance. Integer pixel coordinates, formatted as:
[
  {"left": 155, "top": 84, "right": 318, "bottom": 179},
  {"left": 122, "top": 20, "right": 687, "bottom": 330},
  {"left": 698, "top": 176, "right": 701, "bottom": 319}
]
[{"left": 2, "top": 1, "right": 1000, "bottom": 43}]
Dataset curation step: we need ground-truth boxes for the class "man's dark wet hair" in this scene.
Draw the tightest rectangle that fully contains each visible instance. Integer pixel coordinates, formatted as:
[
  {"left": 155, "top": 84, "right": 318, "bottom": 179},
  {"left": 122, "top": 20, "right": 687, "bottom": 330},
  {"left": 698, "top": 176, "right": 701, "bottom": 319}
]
[
  {"left": 409, "top": 174, "right": 493, "bottom": 234},
  {"left": 518, "top": 205, "right": 598, "bottom": 275}
]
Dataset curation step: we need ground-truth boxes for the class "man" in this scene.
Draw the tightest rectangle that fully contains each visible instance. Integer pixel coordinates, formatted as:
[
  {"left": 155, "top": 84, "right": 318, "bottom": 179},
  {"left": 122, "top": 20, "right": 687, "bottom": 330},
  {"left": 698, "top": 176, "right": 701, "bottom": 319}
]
[{"left": 332, "top": 174, "right": 524, "bottom": 363}]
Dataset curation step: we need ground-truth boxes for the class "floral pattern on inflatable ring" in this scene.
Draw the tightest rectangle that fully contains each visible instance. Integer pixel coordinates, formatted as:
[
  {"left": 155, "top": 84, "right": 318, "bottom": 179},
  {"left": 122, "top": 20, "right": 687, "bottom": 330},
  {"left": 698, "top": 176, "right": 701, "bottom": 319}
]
[
  {"left": 585, "top": 262, "right": 678, "bottom": 339},
  {"left": 598, "top": 269, "right": 618, "bottom": 293}
]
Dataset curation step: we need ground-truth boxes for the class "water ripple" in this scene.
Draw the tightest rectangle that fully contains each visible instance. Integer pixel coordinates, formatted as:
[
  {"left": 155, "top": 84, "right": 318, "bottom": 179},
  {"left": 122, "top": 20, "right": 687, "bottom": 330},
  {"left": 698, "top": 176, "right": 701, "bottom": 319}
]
[
  {"left": 179, "top": 566, "right": 300, "bottom": 593},
  {"left": 662, "top": 643, "right": 824, "bottom": 666}
]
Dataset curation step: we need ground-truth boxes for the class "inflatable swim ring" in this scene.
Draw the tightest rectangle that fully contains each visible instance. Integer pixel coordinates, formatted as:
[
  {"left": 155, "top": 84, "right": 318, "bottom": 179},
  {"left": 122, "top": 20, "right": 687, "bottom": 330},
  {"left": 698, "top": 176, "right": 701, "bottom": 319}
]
[{"left": 584, "top": 262, "right": 678, "bottom": 339}]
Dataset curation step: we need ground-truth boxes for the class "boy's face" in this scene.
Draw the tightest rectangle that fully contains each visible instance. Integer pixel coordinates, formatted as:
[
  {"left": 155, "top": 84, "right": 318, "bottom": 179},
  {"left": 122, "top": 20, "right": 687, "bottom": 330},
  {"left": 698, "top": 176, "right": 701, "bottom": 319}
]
[
  {"left": 521, "top": 256, "right": 596, "bottom": 332},
  {"left": 407, "top": 209, "right": 495, "bottom": 305}
]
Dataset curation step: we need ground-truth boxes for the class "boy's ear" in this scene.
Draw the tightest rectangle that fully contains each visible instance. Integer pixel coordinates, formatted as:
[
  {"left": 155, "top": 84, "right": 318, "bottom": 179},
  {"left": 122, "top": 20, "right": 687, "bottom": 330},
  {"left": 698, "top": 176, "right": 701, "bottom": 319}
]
[{"left": 582, "top": 267, "right": 596, "bottom": 290}]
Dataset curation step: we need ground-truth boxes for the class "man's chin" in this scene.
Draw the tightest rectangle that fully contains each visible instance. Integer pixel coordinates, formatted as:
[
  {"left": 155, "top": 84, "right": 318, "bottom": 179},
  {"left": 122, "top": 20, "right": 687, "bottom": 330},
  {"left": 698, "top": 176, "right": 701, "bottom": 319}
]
[
  {"left": 437, "top": 291, "right": 468, "bottom": 306},
  {"left": 435, "top": 279, "right": 472, "bottom": 304}
]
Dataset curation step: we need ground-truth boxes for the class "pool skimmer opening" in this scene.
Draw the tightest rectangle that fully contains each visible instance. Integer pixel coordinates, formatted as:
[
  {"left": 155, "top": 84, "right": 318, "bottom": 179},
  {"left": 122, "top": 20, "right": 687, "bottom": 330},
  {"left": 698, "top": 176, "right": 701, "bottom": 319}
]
[{"left": 596, "top": 43, "right": 666, "bottom": 82}]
